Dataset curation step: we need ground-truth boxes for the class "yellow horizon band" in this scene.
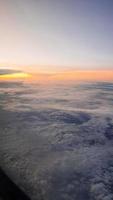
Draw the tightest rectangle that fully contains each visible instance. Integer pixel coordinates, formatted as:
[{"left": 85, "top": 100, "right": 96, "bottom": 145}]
[{"left": 0, "top": 73, "right": 31, "bottom": 79}]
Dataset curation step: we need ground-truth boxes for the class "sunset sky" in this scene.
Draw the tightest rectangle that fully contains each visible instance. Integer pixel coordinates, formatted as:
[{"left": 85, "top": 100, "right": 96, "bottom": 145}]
[{"left": 0, "top": 0, "right": 113, "bottom": 73}]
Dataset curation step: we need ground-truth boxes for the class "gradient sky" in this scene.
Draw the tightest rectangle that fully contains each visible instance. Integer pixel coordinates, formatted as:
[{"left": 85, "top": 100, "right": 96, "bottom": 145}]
[{"left": 0, "top": 0, "right": 113, "bottom": 71}]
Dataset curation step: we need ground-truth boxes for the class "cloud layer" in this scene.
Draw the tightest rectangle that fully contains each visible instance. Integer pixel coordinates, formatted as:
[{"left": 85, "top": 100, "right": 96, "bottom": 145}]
[
  {"left": 0, "top": 69, "right": 22, "bottom": 75},
  {"left": 0, "top": 80, "right": 113, "bottom": 200}
]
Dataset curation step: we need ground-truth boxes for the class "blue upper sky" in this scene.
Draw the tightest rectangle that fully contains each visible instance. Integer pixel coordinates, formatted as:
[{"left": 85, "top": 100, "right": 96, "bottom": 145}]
[{"left": 0, "top": 0, "right": 113, "bottom": 70}]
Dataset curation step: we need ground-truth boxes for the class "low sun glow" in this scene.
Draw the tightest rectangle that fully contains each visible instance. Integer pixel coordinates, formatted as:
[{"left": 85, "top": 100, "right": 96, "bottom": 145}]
[{"left": 0, "top": 72, "right": 31, "bottom": 80}]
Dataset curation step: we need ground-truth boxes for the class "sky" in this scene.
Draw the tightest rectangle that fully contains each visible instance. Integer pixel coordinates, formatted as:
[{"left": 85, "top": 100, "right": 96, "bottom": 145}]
[{"left": 0, "top": 0, "right": 113, "bottom": 72}]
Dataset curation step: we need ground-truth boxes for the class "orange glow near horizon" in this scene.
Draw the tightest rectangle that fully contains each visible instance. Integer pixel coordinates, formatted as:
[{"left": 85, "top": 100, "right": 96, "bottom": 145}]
[
  {"left": 0, "top": 70, "right": 113, "bottom": 83},
  {"left": 52, "top": 70, "right": 113, "bottom": 81},
  {"left": 29, "top": 70, "right": 113, "bottom": 83}
]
